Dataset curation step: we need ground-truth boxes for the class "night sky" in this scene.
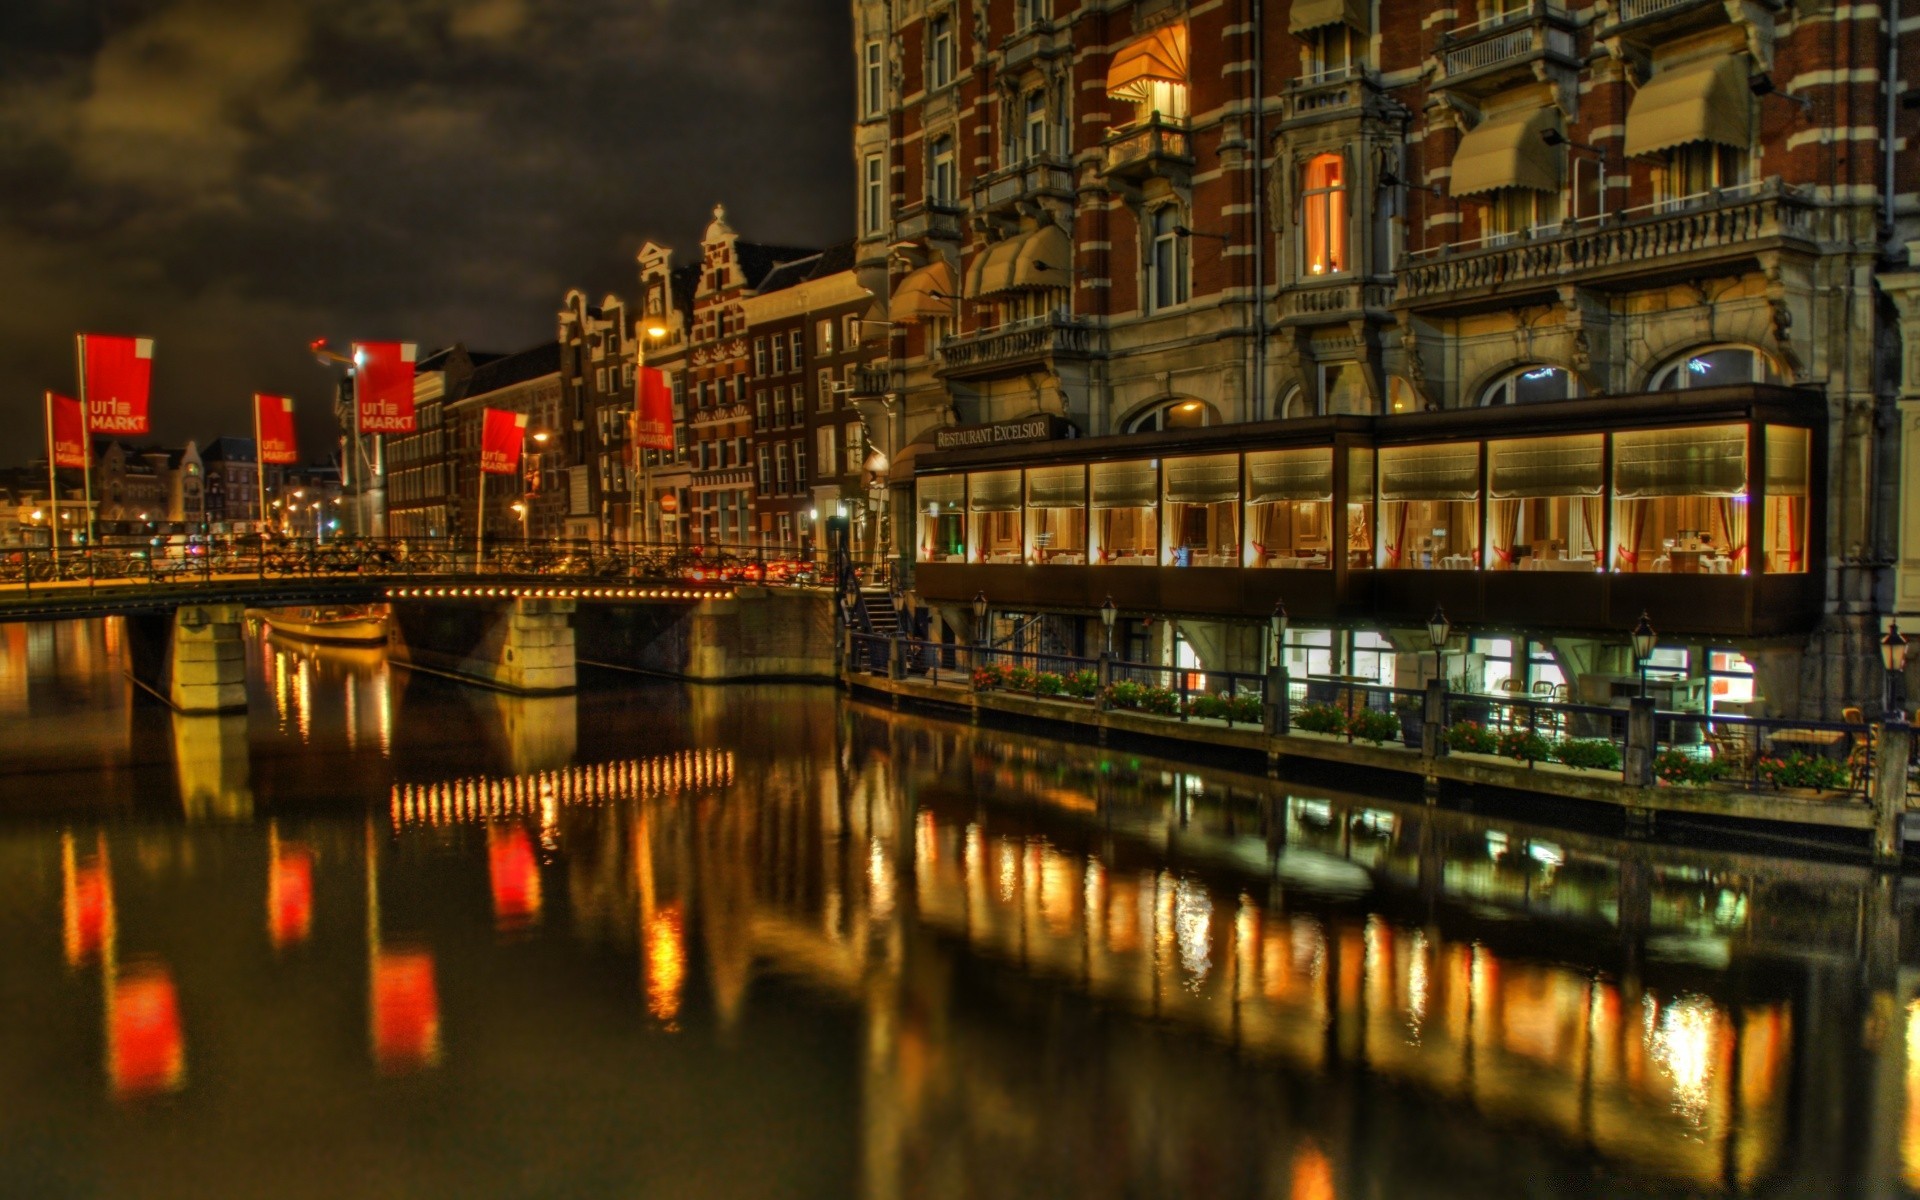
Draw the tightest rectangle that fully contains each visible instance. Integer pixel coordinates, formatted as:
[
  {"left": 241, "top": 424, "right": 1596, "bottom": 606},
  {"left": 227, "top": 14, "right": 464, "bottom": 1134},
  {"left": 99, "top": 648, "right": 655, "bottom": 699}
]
[{"left": 0, "top": 0, "right": 855, "bottom": 465}]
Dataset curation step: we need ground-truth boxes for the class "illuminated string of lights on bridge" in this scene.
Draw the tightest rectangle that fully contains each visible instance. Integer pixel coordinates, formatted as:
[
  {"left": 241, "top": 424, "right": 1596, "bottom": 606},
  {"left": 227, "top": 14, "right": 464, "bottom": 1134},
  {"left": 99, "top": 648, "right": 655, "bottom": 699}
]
[{"left": 390, "top": 750, "right": 738, "bottom": 827}]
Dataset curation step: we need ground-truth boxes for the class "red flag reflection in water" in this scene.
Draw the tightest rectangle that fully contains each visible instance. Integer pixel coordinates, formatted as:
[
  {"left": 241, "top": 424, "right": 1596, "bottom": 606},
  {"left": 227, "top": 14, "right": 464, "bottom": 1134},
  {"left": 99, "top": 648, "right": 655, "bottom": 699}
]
[
  {"left": 372, "top": 950, "right": 441, "bottom": 1073},
  {"left": 487, "top": 825, "right": 543, "bottom": 931},
  {"left": 110, "top": 964, "right": 185, "bottom": 1098},
  {"left": 62, "top": 844, "right": 114, "bottom": 967},
  {"left": 645, "top": 903, "right": 685, "bottom": 1027},
  {"left": 268, "top": 842, "right": 313, "bottom": 948}
]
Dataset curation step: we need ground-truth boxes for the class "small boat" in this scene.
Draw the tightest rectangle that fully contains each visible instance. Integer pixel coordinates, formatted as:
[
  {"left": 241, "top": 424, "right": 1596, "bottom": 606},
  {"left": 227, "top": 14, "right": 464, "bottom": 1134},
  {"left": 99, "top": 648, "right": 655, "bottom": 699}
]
[{"left": 247, "top": 605, "right": 389, "bottom": 645}]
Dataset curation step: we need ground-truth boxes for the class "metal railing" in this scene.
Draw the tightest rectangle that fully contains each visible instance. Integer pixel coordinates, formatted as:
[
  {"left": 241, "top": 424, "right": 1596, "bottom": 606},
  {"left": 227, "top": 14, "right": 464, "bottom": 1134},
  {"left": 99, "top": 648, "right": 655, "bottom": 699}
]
[
  {"left": 935, "top": 313, "right": 1091, "bottom": 371},
  {"left": 1653, "top": 711, "right": 1876, "bottom": 799},
  {"left": 0, "top": 536, "right": 888, "bottom": 598}
]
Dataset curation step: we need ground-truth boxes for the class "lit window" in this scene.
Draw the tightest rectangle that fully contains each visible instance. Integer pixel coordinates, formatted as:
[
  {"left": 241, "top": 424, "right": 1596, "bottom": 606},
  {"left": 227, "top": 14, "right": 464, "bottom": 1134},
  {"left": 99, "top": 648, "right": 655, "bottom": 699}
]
[
  {"left": 1481, "top": 365, "right": 1581, "bottom": 406},
  {"left": 1301, "top": 153, "right": 1348, "bottom": 275},
  {"left": 1650, "top": 345, "right": 1778, "bottom": 392}
]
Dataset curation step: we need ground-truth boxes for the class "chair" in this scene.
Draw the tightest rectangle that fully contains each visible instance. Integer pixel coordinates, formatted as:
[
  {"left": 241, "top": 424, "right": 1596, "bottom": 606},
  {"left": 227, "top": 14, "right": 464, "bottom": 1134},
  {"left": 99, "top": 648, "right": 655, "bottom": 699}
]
[{"left": 1842, "top": 706, "right": 1865, "bottom": 726}]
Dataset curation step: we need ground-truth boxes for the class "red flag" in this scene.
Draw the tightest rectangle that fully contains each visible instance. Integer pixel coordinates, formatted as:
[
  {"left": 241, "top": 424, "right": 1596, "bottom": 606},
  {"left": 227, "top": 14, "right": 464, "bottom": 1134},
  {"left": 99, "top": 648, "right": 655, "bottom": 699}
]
[
  {"left": 256, "top": 394, "right": 299, "bottom": 465},
  {"left": 480, "top": 408, "right": 529, "bottom": 475},
  {"left": 352, "top": 342, "right": 417, "bottom": 434},
  {"left": 634, "top": 366, "right": 674, "bottom": 452},
  {"left": 50, "top": 394, "right": 88, "bottom": 469},
  {"left": 81, "top": 334, "right": 153, "bottom": 436}
]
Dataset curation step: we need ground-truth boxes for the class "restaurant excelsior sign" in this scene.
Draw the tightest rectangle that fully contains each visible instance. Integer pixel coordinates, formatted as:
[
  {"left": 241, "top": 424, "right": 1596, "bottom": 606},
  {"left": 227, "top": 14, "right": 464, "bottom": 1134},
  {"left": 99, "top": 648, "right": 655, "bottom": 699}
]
[{"left": 933, "top": 415, "right": 1073, "bottom": 452}]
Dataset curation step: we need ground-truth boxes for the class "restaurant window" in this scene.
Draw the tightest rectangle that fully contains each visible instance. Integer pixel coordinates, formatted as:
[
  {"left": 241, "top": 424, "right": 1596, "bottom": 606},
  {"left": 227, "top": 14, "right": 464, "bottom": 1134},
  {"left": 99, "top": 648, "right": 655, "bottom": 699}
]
[
  {"left": 1025, "top": 465, "right": 1087, "bottom": 564},
  {"left": 1378, "top": 443, "right": 1482, "bottom": 569},
  {"left": 929, "top": 12, "right": 955, "bottom": 90},
  {"left": 1322, "top": 362, "right": 1370, "bottom": 415},
  {"left": 1346, "top": 446, "right": 1375, "bottom": 569},
  {"left": 1282, "top": 627, "right": 1335, "bottom": 678},
  {"left": 1090, "top": 460, "right": 1158, "bottom": 565},
  {"left": 930, "top": 134, "right": 957, "bottom": 207},
  {"left": 1301, "top": 153, "right": 1348, "bottom": 276},
  {"left": 1481, "top": 365, "right": 1581, "bottom": 406},
  {"left": 1611, "top": 424, "right": 1748, "bottom": 574},
  {"left": 1707, "top": 648, "right": 1756, "bottom": 714},
  {"left": 918, "top": 474, "right": 966, "bottom": 562},
  {"left": 1148, "top": 206, "right": 1190, "bottom": 312},
  {"left": 1353, "top": 631, "right": 1395, "bottom": 687},
  {"left": 1650, "top": 345, "right": 1779, "bottom": 392},
  {"left": 1764, "top": 425, "right": 1810, "bottom": 573},
  {"left": 967, "top": 469, "right": 1023, "bottom": 563},
  {"left": 1245, "top": 447, "right": 1333, "bottom": 568},
  {"left": 1486, "top": 434, "right": 1604, "bottom": 571},
  {"left": 1162, "top": 455, "right": 1239, "bottom": 567}
]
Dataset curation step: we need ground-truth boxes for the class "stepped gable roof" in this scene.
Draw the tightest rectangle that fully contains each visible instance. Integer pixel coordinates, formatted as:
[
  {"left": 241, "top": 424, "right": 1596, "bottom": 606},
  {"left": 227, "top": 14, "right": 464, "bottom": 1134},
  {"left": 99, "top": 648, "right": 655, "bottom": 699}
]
[{"left": 463, "top": 341, "right": 561, "bottom": 399}]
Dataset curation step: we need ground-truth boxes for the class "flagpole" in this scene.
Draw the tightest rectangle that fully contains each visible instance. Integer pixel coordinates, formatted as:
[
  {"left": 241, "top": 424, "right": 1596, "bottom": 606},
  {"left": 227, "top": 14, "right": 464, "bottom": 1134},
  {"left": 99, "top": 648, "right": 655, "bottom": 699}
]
[
  {"left": 254, "top": 395, "right": 270, "bottom": 545},
  {"left": 476, "top": 461, "right": 488, "bottom": 569},
  {"left": 43, "top": 392, "right": 61, "bottom": 566},
  {"left": 74, "top": 335, "right": 94, "bottom": 549}
]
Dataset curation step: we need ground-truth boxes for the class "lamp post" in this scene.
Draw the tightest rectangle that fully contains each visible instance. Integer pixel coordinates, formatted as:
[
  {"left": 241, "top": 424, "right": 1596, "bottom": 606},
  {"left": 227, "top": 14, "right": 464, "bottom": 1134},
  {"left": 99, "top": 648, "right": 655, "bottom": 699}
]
[
  {"left": 1101, "top": 596, "right": 1117, "bottom": 655},
  {"left": 1631, "top": 611, "right": 1657, "bottom": 700},
  {"left": 1264, "top": 600, "right": 1290, "bottom": 736},
  {"left": 972, "top": 591, "right": 989, "bottom": 646},
  {"left": 510, "top": 502, "right": 528, "bottom": 546},
  {"left": 1882, "top": 621, "right": 1909, "bottom": 721}
]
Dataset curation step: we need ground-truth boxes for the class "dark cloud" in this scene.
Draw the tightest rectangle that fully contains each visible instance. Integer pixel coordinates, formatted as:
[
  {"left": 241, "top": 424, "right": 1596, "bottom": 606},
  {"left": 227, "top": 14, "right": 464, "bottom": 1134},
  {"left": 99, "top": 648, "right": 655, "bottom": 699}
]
[{"left": 0, "top": 0, "right": 854, "bottom": 462}]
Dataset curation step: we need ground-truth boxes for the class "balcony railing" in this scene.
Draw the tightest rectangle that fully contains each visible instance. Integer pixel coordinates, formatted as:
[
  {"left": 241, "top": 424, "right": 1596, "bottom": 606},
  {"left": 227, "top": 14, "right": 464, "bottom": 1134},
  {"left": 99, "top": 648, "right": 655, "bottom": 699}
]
[
  {"left": 1398, "top": 182, "right": 1817, "bottom": 304},
  {"left": 1278, "top": 280, "right": 1396, "bottom": 321},
  {"left": 847, "top": 367, "right": 893, "bottom": 398},
  {"left": 936, "top": 313, "right": 1092, "bottom": 373},
  {"left": 971, "top": 155, "right": 1074, "bottom": 213},
  {"left": 1615, "top": 0, "right": 1702, "bottom": 18},
  {"left": 1278, "top": 64, "right": 1379, "bottom": 124},
  {"left": 1436, "top": 2, "right": 1576, "bottom": 89},
  {"left": 1103, "top": 118, "right": 1192, "bottom": 182}
]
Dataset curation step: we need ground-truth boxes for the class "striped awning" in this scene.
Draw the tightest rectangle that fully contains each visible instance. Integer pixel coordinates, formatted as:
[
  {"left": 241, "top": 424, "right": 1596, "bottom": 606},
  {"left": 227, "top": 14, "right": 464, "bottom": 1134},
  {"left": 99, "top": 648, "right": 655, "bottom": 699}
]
[
  {"left": 1107, "top": 23, "right": 1188, "bottom": 101},
  {"left": 1452, "top": 105, "right": 1561, "bottom": 197},
  {"left": 969, "top": 224, "right": 1071, "bottom": 297},
  {"left": 890, "top": 259, "right": 954, "bottom": 323},
  {"left": 1289, "top": 0, "right": 1368, "bottom": 34},
  {"left": 1624, "top": 55, "right": 1751, "bottom": 158}
]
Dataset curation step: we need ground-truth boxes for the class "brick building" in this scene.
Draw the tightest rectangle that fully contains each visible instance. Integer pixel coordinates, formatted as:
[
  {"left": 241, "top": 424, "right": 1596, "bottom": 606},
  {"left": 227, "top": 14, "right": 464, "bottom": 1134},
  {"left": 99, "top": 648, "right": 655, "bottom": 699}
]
[
  {"left": 446, "top": 343, "right": 564, "bottom": 546},
  {"left": 388, "top": 345, "right": 487, "bottom": 542},
  {"left": 558, "top": 290, "right": 635, "bottom": 544},
  {"left": 861, "top": 0, "right": 1920, "bottom": 717},
  {"left": 632, "top": 242, "right": 699, "bottom": 545}
]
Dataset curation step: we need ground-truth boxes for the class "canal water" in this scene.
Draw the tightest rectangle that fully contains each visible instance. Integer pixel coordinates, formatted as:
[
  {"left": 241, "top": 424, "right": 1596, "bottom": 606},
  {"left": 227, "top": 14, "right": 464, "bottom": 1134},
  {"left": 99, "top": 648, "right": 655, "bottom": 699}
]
[{"left": 0, "top": 618, "right": 1913, "bottom": 1197}]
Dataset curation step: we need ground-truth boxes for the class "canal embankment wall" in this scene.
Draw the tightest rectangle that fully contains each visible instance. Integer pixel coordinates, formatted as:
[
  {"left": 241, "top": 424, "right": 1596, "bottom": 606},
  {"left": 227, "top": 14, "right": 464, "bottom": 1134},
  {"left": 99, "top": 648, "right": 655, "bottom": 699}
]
[{"left": 577, "top": 587, "right": 840, "bottom": 682}]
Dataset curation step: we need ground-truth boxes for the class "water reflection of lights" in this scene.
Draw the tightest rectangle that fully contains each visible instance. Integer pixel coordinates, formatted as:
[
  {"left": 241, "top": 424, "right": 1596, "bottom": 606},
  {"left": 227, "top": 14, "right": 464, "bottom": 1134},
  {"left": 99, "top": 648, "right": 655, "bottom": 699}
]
[
  {"left": 995, "top": 840, "right": 1018, "bottom": 903},
  {"left": 1406, "top": 930, "right": 1430, "bottom": 1043},
  {"left": 867, "top": 837, "right": 895, "bottom": 920},
  {"left": 1904, "top": 1000, "right": 1920, "bottom": 1189},
  {"left": 1289, "top": 1140, "right": 1335, "bottom": 1200},
  {"left": 487, "top": 825, "right": 544, "bottom": 932},
  {"left": 389, "top": 750, "right": 737, "bottom": 826},
  {"left": 267, "top": 827, "right": 314, "bottom": 948},
  {"left": 109, "top": 963, "right": 187, "bottom": 1098},
  {"left": 1646, "top": 994, "right": 1720, "bottom": 1130},
  {"left": 1174, "top": 879, "right": 1212, "bottom": 990},
  {"left": 645, "top": 904, "right": 686, "bottom": 1028}
]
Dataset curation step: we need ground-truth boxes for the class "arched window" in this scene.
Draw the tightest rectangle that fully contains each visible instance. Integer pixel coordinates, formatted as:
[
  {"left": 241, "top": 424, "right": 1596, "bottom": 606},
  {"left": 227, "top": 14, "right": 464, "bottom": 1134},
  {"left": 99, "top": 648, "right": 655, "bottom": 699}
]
[
  {"left": 1126, "top": 398, "right": 1215, "bottom": 433},
  {"left": 1480, "top": 365, "right": 1583, "bottom": 406},
  {"left": 1301, "top": 153, "right": 1348, "bottom": 276},
  {"left": 1650, "top": 345, "right": 1780, "bottom": 391}
]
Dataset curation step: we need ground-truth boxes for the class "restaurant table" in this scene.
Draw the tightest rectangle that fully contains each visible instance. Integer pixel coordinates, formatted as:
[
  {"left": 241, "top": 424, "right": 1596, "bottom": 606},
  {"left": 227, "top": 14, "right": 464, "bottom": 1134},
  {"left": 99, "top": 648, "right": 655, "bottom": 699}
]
[{"left": 1764, "top": 727, "right": 1851, "bottom": 760}]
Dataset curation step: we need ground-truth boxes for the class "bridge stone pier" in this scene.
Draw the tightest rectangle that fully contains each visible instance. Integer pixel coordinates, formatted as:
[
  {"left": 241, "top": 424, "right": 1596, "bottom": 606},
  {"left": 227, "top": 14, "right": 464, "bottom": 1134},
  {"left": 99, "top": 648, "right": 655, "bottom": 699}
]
[
  {"left": 574, "top": 586, "right": 840, "bottom": 681},
  {"left": 388, "top": 596, "right": 577, "bottom": 693},
  {"left": 124, "top": 603, "right": 248, "bottom": 714}
]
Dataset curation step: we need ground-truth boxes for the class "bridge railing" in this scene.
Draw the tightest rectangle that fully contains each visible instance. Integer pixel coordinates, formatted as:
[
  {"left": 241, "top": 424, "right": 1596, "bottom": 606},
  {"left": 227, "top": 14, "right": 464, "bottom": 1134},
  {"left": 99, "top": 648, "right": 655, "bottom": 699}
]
[{"left": 0, "top": 536, "right": 880, "bottom": 594}]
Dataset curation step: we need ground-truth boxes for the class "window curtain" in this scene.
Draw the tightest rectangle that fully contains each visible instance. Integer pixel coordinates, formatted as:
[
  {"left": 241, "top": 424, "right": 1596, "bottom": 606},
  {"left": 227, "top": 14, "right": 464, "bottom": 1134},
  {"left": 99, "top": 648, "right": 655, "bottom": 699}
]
[
  {"left": 1489, "top": 498, "right": 1521, "bottom": 567},
  {"left": 1252, "top": 504, "right": 1290, "bottom": 563},
  {"left": 1384, "top": 504, "right": 1410, "bottom": 567},
  {"left": 1782, "top": 496, "right": 1803, "bottom": 570},
  {"left": 1614, "top": 499, "right": 1647, "bottom": 571},
  {"left": 1715, "top": 497, "right": 1748, "bottom": 570},
  {"left": 1580, "top": 496, "right": 1605, "bottom": 566}
]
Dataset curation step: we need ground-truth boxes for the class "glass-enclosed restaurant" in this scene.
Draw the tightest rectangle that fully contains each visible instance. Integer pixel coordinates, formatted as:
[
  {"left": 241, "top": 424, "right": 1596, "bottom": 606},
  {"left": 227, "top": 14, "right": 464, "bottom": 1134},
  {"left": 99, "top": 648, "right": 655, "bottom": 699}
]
[{"left": 911, "top": 392, "right": 1823, "bottom": 636}]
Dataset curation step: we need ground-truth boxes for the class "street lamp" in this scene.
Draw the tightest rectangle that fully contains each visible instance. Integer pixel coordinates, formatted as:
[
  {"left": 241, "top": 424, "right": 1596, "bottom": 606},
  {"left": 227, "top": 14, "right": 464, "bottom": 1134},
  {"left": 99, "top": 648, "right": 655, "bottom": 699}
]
[
  {"left": 510, "top": 501, "right": 528, "bottom": 546},
  {"left": 1269, "top": 600, "right": 1289, "bottom": 666},
  {"left": 1882, "top": 621, "right": 1909, "bottom": 720},
  {"left": 1631, "top": 611, "right": 1657, "bottom": 700},
  {"left": 1101, "top": 595, "right": 1118, "bottom": 655},
  {"left": 1427, "top": 605, "right": 1451, "bottom": 682},
  {"left": 972, "top": 591, "right": 989, "bottom": 646}
]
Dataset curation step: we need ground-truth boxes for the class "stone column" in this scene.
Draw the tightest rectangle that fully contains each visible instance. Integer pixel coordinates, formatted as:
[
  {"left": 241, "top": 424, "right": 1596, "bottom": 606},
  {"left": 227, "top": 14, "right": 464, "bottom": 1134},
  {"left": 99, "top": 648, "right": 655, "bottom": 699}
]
[
  {"left": 503, "top": 598, "right": 576, "bottom": 693},
  {"left": 1871, "top": 720, "right": 1912, "bottom": 865},
  {"left": 1623, "top": 697, "right": 1656, "bottom": 788},
  {"left": 1264, "top": 665, "right": 1290, "bottom": 735},
  {"left": 169, "top": 603, "right": 247, "bottom": 714},
  {"left": 1421, "top": 678, "right": 1448, "bottom": 762}
]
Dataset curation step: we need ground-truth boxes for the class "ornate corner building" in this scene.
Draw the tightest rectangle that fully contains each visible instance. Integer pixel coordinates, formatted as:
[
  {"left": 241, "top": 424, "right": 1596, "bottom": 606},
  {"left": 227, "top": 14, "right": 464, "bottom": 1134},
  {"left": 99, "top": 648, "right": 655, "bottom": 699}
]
[{"left": 856, "top": 0, "right": 1918, "bottom": 718}]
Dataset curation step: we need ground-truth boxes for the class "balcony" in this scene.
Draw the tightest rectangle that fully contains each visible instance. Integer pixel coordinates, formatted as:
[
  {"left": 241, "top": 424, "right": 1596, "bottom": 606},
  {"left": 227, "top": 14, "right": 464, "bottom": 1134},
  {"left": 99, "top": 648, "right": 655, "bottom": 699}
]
[
  {"left": 935, "top": 313, "right": 1092, "bottom": 379},
  {"left": 1001, "top": 18, "right": 1067, "bottom": 70},
  {"left": 971, "top": 155, "right": 1075, "bottom": 218},
  {"left": 1277, "top": 279, "right": 1396, "bottom": 325},
  {"left": 1434, "top": 2, "right": 1578, "bottom": 98},
  {"left": 1596, "top": 0, "right": 1778, "bottom": 43},
  {"left": 1397, "top": 182, "right": 1819, "bottom": 312},
  {"left": 1102, "top": 118, "right": 1193, "bottom": 188},
  {"left": 894, "top": 201, "right": 964, "bottom": 244},
  {"left": 1277, "top": 65, "right": 1396, "bottom": 129},
  {"left": 847, "top": 366, "right": 894, "bottom": 399}
]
